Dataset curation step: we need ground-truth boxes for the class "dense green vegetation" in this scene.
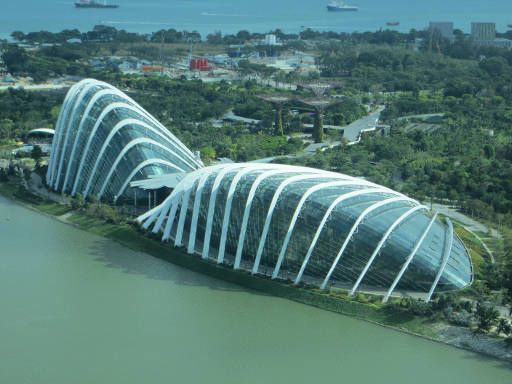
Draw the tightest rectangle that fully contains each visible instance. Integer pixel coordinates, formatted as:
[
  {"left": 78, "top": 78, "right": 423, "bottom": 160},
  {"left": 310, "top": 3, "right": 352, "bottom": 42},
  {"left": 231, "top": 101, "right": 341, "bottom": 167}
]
[{"left": 0, "top": 88, "right": 62, "bottom": 139}]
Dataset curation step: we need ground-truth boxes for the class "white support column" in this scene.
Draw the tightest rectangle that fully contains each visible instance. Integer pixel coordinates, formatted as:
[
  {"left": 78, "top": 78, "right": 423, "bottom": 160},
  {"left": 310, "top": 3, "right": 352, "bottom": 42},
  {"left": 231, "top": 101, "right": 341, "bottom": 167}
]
[
  {"left": 61, "top": 91, "right": 127, "bottom": 193},
  {"left": 163, "top": 198, "right": 180, "bottom": 241},
  {"left": 425, "top": 218, "right": 454, "bottom": 302},
  {"left": 202, "top": 165, "right": 245, "bottom": 260},
  {"left": 382, "top": 212, "right": 439, "bottom": 303},
  {"left": 174, "top": 183, "right": 195, "bottom": 247},
  {"left": 233, "top": 169, "right": 298, "bottom": 270},
  {"left": 47, "top": 81, "right": 84, "bottom": 184},
  {"left": 142, "top": 205, "right": 162, "bottom": 230},
  {"left": 187, "top": 172, "right": 211, "bottom": 254},
  {"left": 268, "top": 180, "right": 373, "bottom": 277},
  {"left": 291, "top": 188, "right": 390, "bottom": 283},
  {"left": 349, "top": 205, "right": 427, "bottom": 296},
  {"left": 217, "top": 168, "right": 254, "bottom": 264},
  {"left": 141, "top": 193, "right": 175, "bottom": 231},
  {"left": 321, "top": 196, "right": 409, "bottom": 290},
  {"left": 53, "top": 80, "right": 103, "bottom": 190},
  {"left": 252, "top": 174, "right": 348, "bottom": 274},
  {"left": 152, "top": 195, "right": 176, "bottom": 234},
  {"left": 49, "top": 80, "right": 94, "bottom": 186}
]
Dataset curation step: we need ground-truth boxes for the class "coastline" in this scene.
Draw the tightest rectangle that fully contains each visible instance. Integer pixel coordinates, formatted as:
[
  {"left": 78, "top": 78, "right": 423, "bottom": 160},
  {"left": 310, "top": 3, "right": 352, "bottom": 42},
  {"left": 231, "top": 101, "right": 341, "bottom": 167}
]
[{"left": 0, "top": 183, "right": 511, "bottom": 364}]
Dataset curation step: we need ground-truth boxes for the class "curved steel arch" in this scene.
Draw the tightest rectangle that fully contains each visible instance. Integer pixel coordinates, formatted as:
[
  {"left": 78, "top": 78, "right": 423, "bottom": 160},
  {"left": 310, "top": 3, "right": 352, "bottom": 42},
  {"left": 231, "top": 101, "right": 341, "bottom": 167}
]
[
  {"left": 214, "top": 165, "right": 259, "bottom": 262},
  {"left": 114, "top": 158, "right": 180, "bottom": 202},
  {"left": 97, "top": 137, "right": 186, "bottom": 199},
  {"left": 62, "top": 95, "right": 140, "bottom": 193},
  {"left": 83, "top": 118, "right": 191, "bottom": 198},
  {"left": 291, "top": 188, "right": 391, "bottom": 283},
  {"left": 47, "top": 80, "right": 86, "bottom": 184},
  {"left": 349, "top": 205, "right": 428, "bottom": 296},
  {"left": 233, "top": 169, "right": 310, "bottom": 269},
  {"left": 426, "top": 218, "right": 454, "bottom": 302},
  {"left": 254, "top": 179, "right": 374, "bottom": 275},
  {"left": 382, "top": 212, "right": 439, "bottom": 302},
  {"left": 187, "top": 171, "right": 215, "bottom": 254},
  {"left": 201, "top": 165, "right": 245, "bottom": 259},
  {"left": 321, "top": 196, "right": 413, "bottom": 289},
  {"left": 252, "top": 174, "right": 358, "bottom": 274},
  {"left": 53, "top": 80, "right": 106, "bottom": 190}
]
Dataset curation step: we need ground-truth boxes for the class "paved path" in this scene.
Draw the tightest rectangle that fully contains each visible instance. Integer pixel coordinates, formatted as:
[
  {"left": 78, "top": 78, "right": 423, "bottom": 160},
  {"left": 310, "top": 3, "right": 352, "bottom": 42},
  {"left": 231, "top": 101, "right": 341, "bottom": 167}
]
[
  {"left": 429, "top": 203, "right": 489, "bottom": 233},
  {"left": 339, "top": 106, "right": 384, "bottom": 143}
]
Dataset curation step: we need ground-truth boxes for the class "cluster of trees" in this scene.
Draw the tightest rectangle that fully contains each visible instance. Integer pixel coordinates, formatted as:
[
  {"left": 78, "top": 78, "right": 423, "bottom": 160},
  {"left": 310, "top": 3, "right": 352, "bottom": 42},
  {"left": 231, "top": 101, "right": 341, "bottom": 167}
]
[
  {"left": 11, "top": 25, "right": 147, "bottom": 44},
  {"left": 1, "top": 44, "right": 97, "bottom": 81},
  {"left": 0, "top": 88, "right": 62, "bottom": 141}
]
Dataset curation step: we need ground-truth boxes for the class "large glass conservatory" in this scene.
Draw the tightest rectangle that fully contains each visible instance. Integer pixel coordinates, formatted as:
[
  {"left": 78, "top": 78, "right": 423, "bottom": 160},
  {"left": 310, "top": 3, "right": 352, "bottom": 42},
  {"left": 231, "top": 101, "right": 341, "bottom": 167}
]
[
  {"left": 46, "top": 79, "right": 202, "bottom": 202},
  {"left": 47, "top": 79, "right": 473, "bottom": 301},
  {"left": 138, "top": 163, "right": 473, "bottom": 301}
]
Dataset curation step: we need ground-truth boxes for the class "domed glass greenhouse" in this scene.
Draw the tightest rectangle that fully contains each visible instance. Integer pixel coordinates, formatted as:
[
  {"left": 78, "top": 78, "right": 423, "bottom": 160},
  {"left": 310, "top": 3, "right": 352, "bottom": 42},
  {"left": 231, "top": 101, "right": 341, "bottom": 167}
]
[{"left": 48, "top": 80, "right": 473, "bottom": 301}]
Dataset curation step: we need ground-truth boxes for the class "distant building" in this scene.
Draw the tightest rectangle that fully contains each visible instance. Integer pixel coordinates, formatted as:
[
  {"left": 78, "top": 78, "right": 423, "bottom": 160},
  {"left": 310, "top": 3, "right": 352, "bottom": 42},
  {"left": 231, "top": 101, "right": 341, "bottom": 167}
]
[
  {"left": 189, "top": 58, "right": 210, "bottom": 71},
  {"left": 429, "top": 22, "right": 455, "bottom": 43},
  {"left": 265, "top": 34, "right": 277, "bottom": 46},
  {"left": 478, "top": 37, "right": 512, "bottom": 49},
  {"left": 471, "top": 22, "right": 496, "bottom": 41},
  {"left": 471, "top": 22, "right": 512, "bottom": 49}
]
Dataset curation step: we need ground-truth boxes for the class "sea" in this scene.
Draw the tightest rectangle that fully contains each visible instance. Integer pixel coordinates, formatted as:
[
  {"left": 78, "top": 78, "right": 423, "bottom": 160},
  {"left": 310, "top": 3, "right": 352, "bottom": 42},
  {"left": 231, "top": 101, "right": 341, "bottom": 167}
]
[{"left": 1, "top": 0, "right": 512, "bottom": 39}]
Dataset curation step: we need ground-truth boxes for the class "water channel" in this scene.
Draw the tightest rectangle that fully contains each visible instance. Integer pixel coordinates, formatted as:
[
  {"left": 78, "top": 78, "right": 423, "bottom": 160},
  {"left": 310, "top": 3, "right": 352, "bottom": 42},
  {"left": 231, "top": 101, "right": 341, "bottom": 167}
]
[{"left": 1, "top": 195, "right": 511, "bottom": 383}]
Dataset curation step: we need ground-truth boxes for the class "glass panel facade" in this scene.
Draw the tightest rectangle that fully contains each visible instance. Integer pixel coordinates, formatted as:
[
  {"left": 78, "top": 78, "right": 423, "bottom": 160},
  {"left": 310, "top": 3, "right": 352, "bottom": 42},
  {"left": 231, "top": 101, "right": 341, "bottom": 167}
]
[
  {"left": 144, "top": 164, "right": 473, "bottom": 296},
  {"left": 47, "top": 79, "right": 202, "bottom": 201}
]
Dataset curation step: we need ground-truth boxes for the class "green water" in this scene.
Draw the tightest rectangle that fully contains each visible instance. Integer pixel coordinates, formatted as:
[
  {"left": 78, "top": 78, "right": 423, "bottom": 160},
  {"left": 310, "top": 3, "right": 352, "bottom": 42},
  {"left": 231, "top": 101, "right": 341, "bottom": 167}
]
[{"left": 0, "top": 195, "right": 511, "bottom": 383}]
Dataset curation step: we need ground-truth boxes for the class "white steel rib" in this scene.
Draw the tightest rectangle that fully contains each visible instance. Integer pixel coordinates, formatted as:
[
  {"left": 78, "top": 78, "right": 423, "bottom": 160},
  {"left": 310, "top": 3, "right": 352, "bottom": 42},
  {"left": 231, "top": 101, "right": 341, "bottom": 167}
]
[
  {"left": 349, "top": 205, "right": 427, "bottom": 296},
  {"left": 233, "top": 169, "right": 306, "bottom": 269},
  {"left": 321, "top": 196, "right": 411, "bottom": 289},
  {"left": 272, "top": 180, "right": 371, "bottom": 279},
  {"left": 251, "top": 175, "right": 358, "bottom": 274},
  {"left": 53, "top": 80, "right": 103, "bottom": 190},
  {"left": 291, "top": 188, "right": 390, "bottom": 283},
  {"left": 382, "top": 212, "right": 439, "bottom": 303},
  {"left": 97, "top": 138, "right": 185, "bottom": 199},
  {"left": 425, "top": 218, "right": 454, "bottom": 302},
  {"left": 201, "top": 165, "right": 246, "bottom": 260},
  {"left": 214, "top": 165, "right": 256, "bottom": 262},
  {"left": 187, "top": 172, "right": 212, "bottom": 254},
  {"left": 83, "top": 118, "right": 189, "bottom": 198},
  {"left": 115, "top": 159, "right": 178, "bottom": 202}
]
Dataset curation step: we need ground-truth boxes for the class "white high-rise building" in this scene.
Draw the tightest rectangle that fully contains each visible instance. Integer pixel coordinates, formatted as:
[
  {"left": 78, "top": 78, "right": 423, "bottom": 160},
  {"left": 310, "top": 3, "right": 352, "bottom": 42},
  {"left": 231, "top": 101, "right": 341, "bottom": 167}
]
[
  {"left": 429, "top": 22, "right": 455, "bottom": 43},
  {"left": 471, "top": 22, "right": 496, "bottom": 42}
]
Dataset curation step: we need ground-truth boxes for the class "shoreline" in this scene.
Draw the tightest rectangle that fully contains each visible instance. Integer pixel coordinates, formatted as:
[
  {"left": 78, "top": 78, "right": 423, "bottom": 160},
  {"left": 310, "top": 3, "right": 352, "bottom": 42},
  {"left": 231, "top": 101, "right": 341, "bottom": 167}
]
[{"left": 1, "top": 186, "right": 511, "bottom": 364}]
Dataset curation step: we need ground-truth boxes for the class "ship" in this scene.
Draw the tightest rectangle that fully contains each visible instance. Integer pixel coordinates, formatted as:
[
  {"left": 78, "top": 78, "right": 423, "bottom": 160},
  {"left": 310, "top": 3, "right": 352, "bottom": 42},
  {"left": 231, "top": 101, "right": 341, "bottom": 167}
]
[
  {"left": 327, "top": 1, "right": 358, "bottom": 12},
  {"left": 75, "top": 0, "right": 119, "bottom": 9}
]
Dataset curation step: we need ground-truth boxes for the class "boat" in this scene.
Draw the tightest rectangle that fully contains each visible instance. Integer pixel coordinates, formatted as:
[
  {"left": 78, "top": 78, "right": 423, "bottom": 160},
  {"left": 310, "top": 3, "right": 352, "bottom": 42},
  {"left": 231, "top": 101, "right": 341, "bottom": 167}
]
[
  {"left": 386, "top": 21, "right": 400, "bottom": 26},
  {"left": 75, "top": 0, "right": 119, "bottom": 9},
  {"left": 327, "top": 1, "right": 358, "bottom": 12}
]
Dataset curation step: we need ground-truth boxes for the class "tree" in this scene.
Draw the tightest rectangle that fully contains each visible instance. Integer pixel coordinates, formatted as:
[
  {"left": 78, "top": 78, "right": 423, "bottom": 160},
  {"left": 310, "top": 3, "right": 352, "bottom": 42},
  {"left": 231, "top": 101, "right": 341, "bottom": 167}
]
[
  {"left": 10, "top": 31, "right": 25, "bottom": 42},
  {"left": 30, "top": 145, "right": 43, "bottom": 169},
  {"left": 475, "top": 302, "right": 499, "bottom": 333},
  {"left": 497, "top": 319, "right": 511, "bottom": 336},
  {"left": 313, "top": 111, "right": 324, "bottom": 143}
]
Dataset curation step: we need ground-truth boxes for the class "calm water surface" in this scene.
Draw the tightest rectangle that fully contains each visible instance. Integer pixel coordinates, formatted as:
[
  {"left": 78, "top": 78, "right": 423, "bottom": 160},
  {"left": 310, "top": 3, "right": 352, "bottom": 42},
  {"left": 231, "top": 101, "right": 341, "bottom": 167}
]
[
  {"left": 0, "top": 195, "right": 511, "bottom": 383},
  {"left": 1, "top": 0, "right": 512, "bottom": 38}
]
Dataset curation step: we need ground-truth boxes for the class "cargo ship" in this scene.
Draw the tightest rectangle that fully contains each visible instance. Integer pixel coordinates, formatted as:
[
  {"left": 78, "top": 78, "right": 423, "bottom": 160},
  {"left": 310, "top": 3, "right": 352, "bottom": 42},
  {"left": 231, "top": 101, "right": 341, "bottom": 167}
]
[
  {"left": 75, "top": 0, "right": 119, "bottom": 9},
  {"left": 327, "top": 1, "right": 358, "bottom": 12}
]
